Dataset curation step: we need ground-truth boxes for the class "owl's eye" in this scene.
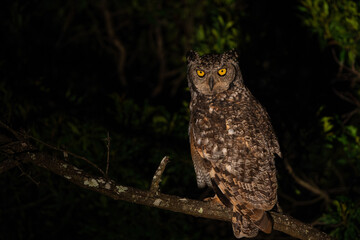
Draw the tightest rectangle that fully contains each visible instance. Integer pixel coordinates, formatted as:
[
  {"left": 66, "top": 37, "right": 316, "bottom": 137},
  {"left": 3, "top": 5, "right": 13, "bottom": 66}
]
[
  {"left": 218, "top": 68, "right": 227, "bottom": 76},
  {"left": 197, "top": 70, "right": 205, "bottom": 77}
]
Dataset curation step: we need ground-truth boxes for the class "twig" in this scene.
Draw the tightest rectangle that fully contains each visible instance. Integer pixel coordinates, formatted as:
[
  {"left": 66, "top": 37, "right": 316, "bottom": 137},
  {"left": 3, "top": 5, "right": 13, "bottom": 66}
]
[
  {"left": 333, "top": 89, "right": 360, "bottom": 107},
  {"left": 332, "top": 89, "right": 360, "bottom": 123},
  {"left": 150, "top": 156, "right": 170, "bottom": 193},
  {"left": 170, "top": 72, "right": 186, "bottom": 96},
  {"left": 0, "top": 120, "right": 105, "bottom": 176},
  {"left": 284, "top": 158, "right": 330, "bottom": 203},
  {"left": 331, "top": 48, "right": 360, "bottom": 79},
  {"left": 104, "top": 131, "right": 110, "bottom": 177},
  {"left": 27, "top": 134, "right": 105, "bottom": 176},
  {"left": 279, "top": 192, "right": 323, "bottom": 207},
  {"left": 342, "top": 108, "right": 360, "bottom": 124},
  {"left": 17, "top": 164, "right": 40, "bottom": 186},
  {"left": 0, "top": 121, "right": 21, "bottom": 139},
  {"left": 152, "top": 25, "right": 166, "bottom": 97},
  {"left": 100, "top": 0, "right": 127, "bottom": 86}
]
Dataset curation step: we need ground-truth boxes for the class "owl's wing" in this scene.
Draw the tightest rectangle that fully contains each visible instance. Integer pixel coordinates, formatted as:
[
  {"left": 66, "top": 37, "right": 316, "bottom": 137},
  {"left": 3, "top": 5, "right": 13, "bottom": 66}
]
[
  {"left": 209, "top": 158, "right": 277, "bottom": 210},
  {"left": 218, "top": 94, "right": 279, "bottom": 208},
  {"left": 189, "top": 126, "right": 212, "bottom": 188},
  {"left": 190, "top": 123, "right": 277, "bottom": 208},
  {"left": 254, "top": 99, "right": 282, "bottom": 158},
  {"left": 209, "top": 158, "right": 276, "bottom": 236}
]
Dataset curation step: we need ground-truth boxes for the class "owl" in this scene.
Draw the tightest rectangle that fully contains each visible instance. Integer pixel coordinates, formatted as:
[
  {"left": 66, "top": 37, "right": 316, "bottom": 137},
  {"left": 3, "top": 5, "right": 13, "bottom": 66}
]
[{"left": 187, "top": 50, "right": 281, "bottom": 238}]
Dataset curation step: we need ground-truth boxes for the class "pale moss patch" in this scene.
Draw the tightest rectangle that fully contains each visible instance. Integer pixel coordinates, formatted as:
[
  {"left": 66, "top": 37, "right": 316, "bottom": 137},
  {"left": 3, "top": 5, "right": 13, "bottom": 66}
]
[
  {"left": 153, "top": 199, "right": 162, "bottom": 206},
  {"left": 61, "top": 163, "right": 68, "bottom": 169},
  {"left": 198, "top": 208, "right": 203, "bottom": 213},
  {"left": 98, "top": 178, "right": 105, "bottom": 184},
  {"left": 104, "top": 183, "right": 111, "bottom": 190},
  {"left": 84, "top": 178, "right": 99, "bottom": 187},
  {"left": 64, "top": 175, "right": 72, "bottom": 180},
  {"left": 116, "top": 185, "right": 128, "bottom": 193}
]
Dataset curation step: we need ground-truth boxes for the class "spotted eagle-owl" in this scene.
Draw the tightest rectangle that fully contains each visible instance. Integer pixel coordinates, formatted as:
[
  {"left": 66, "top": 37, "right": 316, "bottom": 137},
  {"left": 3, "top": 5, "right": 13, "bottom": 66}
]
[{"left": 187, "top": 50, "right": 281, "bottom": 238}]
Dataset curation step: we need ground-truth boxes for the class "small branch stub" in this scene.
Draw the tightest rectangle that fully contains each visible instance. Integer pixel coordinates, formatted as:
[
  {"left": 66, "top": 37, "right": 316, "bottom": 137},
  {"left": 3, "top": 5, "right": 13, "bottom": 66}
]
[{"left": 150, "top": 156, "right": 170, "bottom": 193}]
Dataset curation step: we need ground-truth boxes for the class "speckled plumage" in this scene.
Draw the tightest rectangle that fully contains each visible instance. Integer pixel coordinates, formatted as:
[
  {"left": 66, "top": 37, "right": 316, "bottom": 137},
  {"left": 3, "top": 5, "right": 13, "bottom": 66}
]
[{"left": 187, "top": 50, "right": 281, "bottom": 238}]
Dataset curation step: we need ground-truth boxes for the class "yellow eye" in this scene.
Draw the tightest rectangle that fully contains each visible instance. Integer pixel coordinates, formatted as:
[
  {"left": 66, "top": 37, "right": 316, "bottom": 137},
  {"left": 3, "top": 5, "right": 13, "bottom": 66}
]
[
  {"left": 218, "top": 68, "right": 227, "bottom": 76},
  {"left": 197, "top": 70, "right": 205, "bottom": 77}
]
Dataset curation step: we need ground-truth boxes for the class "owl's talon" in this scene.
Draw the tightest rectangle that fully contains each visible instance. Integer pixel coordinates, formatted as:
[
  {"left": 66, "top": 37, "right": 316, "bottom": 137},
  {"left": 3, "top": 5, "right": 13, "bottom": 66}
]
[{"left": 204, "top": 195, "right": 224, "bottom": 206}]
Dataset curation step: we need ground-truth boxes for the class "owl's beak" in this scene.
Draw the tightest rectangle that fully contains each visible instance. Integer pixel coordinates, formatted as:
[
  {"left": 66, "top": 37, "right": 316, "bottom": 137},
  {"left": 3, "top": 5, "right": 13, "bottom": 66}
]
[{"left": 209, "top": 77, "right": 214, "bottom": 91}]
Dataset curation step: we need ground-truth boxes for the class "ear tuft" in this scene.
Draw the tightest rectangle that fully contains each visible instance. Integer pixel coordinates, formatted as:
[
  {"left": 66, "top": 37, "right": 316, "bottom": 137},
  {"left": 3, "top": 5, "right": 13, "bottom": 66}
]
[
  {"left": 226, "top": 49, "right": 239, "bottom": 61},
  {"left": 186, "top": 50, "right": 199, "bottom": 63}
]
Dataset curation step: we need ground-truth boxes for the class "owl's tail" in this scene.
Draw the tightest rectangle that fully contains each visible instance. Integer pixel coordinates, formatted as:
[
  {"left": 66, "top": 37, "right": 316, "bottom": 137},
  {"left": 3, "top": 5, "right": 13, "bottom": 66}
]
[
  {"left": 232, "top": 207, "right": 273, "bottom": 238},
  {"left": 232, "top": 212, "right": 258, "bottom": 238}
]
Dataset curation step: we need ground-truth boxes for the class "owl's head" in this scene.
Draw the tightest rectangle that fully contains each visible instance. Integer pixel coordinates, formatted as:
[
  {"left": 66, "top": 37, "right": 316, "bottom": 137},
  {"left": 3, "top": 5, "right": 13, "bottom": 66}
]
[{"left": 187, "top": 50, "right": 242, "bottom": 96}]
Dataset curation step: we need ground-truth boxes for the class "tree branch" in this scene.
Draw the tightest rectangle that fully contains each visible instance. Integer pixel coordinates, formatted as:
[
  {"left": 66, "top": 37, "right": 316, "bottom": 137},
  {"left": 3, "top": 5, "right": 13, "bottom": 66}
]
[
  {"left": 100, "top": 0, "right": 127, "bottom": 86},
  {"left": 0, "top": 158, "right": 18, "bottom": 174},
  {"left": 284, "top": 158, "right": 330, "bottom": 203},
  {"left": 0, "top": 124, "right": 332, "bottom": 240},
  {"left": 331, "top": 48, "right": 360, "bottom": 80}
]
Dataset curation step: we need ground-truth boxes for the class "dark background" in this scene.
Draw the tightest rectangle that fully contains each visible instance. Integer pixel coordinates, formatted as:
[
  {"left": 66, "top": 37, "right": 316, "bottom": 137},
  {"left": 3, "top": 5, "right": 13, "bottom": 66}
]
[{"left": 1, "top": 0, "right": 359, "bottom": 239}]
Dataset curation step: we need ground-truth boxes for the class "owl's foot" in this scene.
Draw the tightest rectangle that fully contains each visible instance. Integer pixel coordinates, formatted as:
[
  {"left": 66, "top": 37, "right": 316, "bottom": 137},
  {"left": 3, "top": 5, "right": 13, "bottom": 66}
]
[
  {"left": 204, "top": 195, "right": 224, "bottom": 206},
  {"left": 276, "top": 201, "right": 283, "bottom": 213}
]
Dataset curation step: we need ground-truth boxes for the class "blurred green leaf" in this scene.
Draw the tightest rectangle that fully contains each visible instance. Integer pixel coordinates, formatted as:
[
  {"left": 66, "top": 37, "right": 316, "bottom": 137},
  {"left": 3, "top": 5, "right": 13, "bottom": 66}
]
[{"left": 321, "top": 116, "right": 334, "bottom": 133}]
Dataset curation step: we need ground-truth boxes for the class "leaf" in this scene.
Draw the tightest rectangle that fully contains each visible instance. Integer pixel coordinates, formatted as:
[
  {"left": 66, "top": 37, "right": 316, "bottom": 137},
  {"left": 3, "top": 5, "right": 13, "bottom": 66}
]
[
  {"left": 347, "top": 125, "right": 358, "bottom": 137},
  {"left": 225, "top": 21, "right": 234, "bottom": 30},
  {"left": 298, "top": 6, "right": 308, "bottom": 13},
  {"left": 196, "top": 25, "right": 205, "bottom": 41},
  {"left": 345, "top": 17, "right": 359, "bottom": 30},
  {"left": 339, "top": 49, "right": 346, "bottom": 63},
  {"left": 317, "top": 214, "right": 339, "bottom": 225},
  {"left": 152, "top": 115, "right": 168, "bottom": 125},
  {"left": 322, "top": 1, "right": 329, "bottom": 17},
  {"left": 348, "top": 50, "right": 356, "bottom": 65},
  {"left": 67, "top": 122, "right": 81, "bottom": 135},
  {"left": 321, "top": 116, "right": 334, "bottom": 133},
  {"left": 211, "top": 28, "right": 219, "bottom": 38},
  {"left": 217, "top": 15, "right": 224, "bottom": 26}
]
